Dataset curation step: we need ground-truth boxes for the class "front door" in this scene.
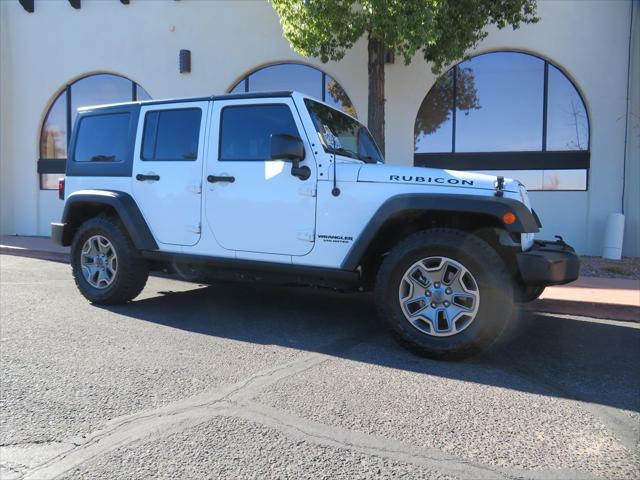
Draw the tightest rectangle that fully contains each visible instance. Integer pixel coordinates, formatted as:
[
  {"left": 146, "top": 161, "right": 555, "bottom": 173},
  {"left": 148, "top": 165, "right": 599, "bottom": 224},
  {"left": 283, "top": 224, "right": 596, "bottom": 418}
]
[
  {"left": 205, "top": 98, "right": 317, "bottom": 256},
  {"left": 132, "top": 101, "right": 208, "bottom": 246}
]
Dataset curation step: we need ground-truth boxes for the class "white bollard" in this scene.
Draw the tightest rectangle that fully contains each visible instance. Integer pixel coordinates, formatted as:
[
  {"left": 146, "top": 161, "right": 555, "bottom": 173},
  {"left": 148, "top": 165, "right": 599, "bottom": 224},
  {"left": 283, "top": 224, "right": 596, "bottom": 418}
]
[{"left": 602, "top": 213, "right": 625, "bottom": 260}]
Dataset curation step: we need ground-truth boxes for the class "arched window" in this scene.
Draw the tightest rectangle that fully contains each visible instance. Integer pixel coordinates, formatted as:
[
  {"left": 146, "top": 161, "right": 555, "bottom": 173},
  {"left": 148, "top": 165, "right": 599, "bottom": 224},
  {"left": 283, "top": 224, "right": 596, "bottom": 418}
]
[
  {"left": 229, "top": 63, "right": 356, "bottom": 118},
  {"left": 414, "top": 52, "right": 589, "bottom": 190},
  {"left": 39, "top": 73, "right": 151, "bottom": 190}
]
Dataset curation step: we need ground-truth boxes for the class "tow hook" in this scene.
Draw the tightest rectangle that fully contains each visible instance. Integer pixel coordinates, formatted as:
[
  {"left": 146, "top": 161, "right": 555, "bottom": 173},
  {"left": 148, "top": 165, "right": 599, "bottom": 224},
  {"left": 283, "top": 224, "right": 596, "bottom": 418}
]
[
  {"left": 555, "top": 235, "right": 568, "bottom": 249},
  {"left": 494, "top": 176, "right": 505, "bottom": 197}
]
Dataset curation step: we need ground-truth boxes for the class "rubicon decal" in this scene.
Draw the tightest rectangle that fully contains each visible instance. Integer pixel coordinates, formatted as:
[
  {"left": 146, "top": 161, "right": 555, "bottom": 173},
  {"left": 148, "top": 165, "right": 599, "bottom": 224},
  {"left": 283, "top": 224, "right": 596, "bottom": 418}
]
[{"left": 389, "top": 175, "right": 474, "bottom": 186}]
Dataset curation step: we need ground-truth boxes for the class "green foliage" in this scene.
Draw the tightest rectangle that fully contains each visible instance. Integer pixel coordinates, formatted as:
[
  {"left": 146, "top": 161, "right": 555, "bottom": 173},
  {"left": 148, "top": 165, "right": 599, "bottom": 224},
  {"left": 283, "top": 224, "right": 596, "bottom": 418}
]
[{"left": 271, "top": 0, "right": 538, "bottom": 73}]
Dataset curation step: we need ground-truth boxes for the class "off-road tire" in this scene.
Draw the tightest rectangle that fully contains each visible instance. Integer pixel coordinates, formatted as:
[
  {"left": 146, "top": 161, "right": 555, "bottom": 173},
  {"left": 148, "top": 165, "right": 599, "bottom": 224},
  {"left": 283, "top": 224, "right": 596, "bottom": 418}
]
[
  {"left": 374, "top": 228, "right": 514, "bottom": 360},
  {"left": 71, "top": 216, "right": 149, "bottom": 304}
]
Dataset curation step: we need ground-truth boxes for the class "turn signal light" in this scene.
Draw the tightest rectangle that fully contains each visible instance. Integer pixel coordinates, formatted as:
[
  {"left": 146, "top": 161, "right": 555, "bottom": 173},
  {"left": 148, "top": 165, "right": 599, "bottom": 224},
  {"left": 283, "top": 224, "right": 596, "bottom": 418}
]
[{"left": 502, "top": 212, "right": 517, "bottom": 225}]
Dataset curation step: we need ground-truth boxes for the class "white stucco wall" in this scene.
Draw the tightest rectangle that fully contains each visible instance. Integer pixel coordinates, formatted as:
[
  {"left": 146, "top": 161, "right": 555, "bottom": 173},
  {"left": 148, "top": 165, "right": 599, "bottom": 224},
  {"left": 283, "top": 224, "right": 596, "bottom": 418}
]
[{"left": 0, "top": 0, "right": 637, "bottom": 256}]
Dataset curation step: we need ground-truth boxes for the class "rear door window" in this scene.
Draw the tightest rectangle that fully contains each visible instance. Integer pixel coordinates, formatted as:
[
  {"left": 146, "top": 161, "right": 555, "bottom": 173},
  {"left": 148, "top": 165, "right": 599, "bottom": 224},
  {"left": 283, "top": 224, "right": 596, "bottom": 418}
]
[
  {"left": 142, "top": 108, "right": 201, "bottom": 161},
  {"left": 74, "top": 113, "right": 130, "bottom": 162}
]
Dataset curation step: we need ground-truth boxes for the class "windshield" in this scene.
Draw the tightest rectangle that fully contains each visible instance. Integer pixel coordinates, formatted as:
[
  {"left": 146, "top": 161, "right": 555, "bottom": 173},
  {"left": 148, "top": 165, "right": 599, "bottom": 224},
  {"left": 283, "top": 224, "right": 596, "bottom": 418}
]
[{"left": 304, "top": 99, "right": 384, "bottom": 164}]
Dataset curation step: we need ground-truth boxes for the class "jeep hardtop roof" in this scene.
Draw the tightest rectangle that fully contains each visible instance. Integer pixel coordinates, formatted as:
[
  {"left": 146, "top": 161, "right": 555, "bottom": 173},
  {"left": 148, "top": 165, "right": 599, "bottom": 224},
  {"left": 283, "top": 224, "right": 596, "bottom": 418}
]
[{"left": 77, "top": 90, "right": 296, "bottom": 113}]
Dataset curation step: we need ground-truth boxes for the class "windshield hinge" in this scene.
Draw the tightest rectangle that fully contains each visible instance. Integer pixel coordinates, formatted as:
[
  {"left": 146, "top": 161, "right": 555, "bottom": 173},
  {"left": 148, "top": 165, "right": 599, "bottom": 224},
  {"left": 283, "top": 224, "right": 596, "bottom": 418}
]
[
  {"left": 188, "top": 223, "right": 201, "bottom": 234},
  {"left": 298, "top": 186, "right": 317, "bottom": 197}
]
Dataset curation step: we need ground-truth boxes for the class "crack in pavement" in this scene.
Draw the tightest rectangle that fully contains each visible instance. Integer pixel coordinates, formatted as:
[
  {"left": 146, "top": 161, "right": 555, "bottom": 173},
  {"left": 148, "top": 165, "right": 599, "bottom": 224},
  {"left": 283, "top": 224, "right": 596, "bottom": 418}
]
[
  {"left": 227, "top": 400, "right": 598, "bottom": 480},
  {"left": 14, "top": 332, "right": 603, "bottom": 480},
  {"left": 20, "top": 335, "right": 362, "bottom": 480}
]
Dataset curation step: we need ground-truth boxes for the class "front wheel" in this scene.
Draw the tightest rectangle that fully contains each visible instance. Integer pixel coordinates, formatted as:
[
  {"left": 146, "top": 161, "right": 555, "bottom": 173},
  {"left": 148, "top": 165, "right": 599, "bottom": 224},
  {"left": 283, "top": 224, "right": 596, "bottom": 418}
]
[
  {"left": 374, "top": 229, "right": 514, "bottom": 360},
  {"left": 71, "top": 216, "right": 149, "bottom": 304}
]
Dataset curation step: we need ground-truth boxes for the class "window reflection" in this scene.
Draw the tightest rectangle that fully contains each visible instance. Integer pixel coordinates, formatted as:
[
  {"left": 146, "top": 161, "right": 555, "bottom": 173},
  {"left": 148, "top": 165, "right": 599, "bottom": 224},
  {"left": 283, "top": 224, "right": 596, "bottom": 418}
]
[
  {"left": 413, "top": 51, "right": 589, "bottom": 191},
  {"left": 546, "top": 65, "right": 588, "bottom": 150},
  {"left": 40, "top": 91, "right": 67, "bottom": 159},
  {"left": 70, "top": 74, "right": 132, "bottom": 125},
  {"left": 455, "top": 53, "right": 544, "bottom": 152},
  {"left": 39, "top": 73, "right": 151, "bottom": 189},
  {"left": 229, "top": 63, "right": 356, "bottom": 117},
  {"left": 415, "top": 68, "right": 454, "bottom": 153},
  {"left": 414, "top": 52, "right": 588, "bottom": 155}
]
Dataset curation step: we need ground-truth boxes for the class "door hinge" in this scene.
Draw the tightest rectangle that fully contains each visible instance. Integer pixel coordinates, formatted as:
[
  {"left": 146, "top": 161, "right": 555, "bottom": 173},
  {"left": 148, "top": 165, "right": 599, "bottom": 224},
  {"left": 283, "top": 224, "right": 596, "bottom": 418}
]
[
  {"left": 296, "top": 229, "right": 315, "bottom": 242},
  {"left": 188, "top": 223, "right": 201, "bottom": 234},
  {"left": 188, "top": 183, "right": 202, "bottom": 194},
  {"left": 298, "top": 186, "right": 317, "bottom": 197}
]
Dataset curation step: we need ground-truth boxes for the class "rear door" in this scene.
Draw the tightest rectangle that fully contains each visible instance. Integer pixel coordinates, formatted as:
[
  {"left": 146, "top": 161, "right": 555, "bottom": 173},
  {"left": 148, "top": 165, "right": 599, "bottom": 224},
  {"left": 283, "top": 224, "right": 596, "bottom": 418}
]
[{"left": 132, "top": 101, "right": 208, "bottom": 246}]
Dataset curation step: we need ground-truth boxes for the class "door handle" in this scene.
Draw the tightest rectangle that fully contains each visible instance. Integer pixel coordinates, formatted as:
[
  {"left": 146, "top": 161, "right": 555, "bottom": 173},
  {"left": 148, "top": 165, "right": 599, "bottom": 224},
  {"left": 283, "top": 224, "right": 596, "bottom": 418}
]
[
  {"left": 207, "top": 175, "right": 235, "bottom": 183},
  {"left": 136, "top": 174, "right": 160, "bottom": 181}
]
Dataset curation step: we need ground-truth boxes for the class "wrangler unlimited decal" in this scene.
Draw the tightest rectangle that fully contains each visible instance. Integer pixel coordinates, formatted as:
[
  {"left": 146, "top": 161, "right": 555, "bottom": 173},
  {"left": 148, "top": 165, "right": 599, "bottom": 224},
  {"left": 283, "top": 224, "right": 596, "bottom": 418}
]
[{"left": 389, "top": 175, "right": 474, "bottom": 186}]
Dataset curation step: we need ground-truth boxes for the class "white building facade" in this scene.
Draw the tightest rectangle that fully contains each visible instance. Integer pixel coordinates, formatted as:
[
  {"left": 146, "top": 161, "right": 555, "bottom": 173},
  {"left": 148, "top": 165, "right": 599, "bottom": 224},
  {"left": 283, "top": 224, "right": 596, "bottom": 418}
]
[{"left": 1, "top": 0, "right": 638, "bottom": 256}]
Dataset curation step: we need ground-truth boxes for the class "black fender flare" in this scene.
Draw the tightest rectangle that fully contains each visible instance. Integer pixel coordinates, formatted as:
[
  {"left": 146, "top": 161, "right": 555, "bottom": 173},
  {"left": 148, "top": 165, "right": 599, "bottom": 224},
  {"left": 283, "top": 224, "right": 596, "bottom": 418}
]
[
  {"left": 56, "top": 190, "right": 158, "bottom": 250},
  {"left": 341, "top": 193, "right": 539, "bottom": 270}
]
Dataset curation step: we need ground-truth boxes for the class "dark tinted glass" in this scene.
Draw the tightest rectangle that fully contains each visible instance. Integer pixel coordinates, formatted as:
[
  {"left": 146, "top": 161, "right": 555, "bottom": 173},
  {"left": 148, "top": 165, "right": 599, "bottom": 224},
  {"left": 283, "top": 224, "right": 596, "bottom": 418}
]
[
  {"left": 39, "top": 73, "right": 152, "bottom": 189},
  {"left": 414, "top": 68, "right": 454, "bottom": 153},
  {"left": 142, "top": 109, "right": 201, "bottom": 160},
  {"left": 229, "top": 63, "right": 356, "bottom": 117},
  {"left": 546, "top": 65, "right": 588, "bottom": 150},
  {"left": 40, "top": 90, "right": 68, "bottom": 159},
  {"left": 74, "top": 113, "right": 130, "bottom": 162},
  {"left": 249, "top": 64, "right": 322, "bottom": 98},
  {"left": 135, "top": 85, "right": 152, "bottom": 101},
  {"left": 220, "top": 105, "right": 299, "bottom": 161},
  {"left": 70, "top": 74, "right": 132, "bottom": 125},
  {"left": 455, "top": 53, "right": 544, "bottom": 152}
]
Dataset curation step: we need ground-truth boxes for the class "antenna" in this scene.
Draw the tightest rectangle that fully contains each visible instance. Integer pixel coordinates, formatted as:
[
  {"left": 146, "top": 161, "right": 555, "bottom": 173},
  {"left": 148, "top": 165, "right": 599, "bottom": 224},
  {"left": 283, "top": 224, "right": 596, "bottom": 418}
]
[{"left": 331, "top": 137, "right": 340, "bottom": 197}]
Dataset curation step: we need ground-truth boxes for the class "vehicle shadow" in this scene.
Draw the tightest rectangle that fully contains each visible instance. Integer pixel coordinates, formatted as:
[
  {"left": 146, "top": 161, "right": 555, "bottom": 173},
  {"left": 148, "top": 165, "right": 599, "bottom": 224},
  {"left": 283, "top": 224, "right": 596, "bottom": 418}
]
[{"left": 100, "top": 281, "right": 640, "bottom": 414}]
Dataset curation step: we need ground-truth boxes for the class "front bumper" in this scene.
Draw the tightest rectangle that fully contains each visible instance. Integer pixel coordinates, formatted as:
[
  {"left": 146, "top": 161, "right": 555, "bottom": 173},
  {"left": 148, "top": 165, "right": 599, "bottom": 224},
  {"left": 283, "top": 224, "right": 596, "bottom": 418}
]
[{"left": 516, "top": 238, "right": 580, "bottom": 286}]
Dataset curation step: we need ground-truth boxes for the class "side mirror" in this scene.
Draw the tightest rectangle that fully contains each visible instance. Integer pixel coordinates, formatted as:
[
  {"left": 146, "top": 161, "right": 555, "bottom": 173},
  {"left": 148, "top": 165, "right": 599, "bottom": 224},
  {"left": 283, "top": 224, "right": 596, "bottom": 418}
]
[
  {"left": 271, "top": 134, "right": 305, "bottom": 163},
  {"left": 270, "top": 133, "right": 310, "bottom": 180}
]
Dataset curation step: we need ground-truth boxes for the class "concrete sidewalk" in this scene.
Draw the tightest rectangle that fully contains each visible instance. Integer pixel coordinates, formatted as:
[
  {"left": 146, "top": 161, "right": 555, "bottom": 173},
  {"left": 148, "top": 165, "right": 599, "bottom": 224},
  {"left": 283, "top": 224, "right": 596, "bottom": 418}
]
[
  {"left": 530, "top": 276, "right": 639, "bottom": 322},
  {"left": 1, "top": 235, "right": 638, "bottom": 322},
  {"left": 0, "top": 235, "right": 70, "bottom": 263}
]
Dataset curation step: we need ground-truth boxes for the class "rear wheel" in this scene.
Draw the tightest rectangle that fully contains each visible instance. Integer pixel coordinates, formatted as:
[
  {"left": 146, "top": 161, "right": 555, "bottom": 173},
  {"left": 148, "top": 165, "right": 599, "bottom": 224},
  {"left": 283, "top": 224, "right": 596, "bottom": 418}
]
[
  {"left": 374, "top": 229, "right": 514, "bottom": 360},
  {"left": 71, "top": 216, "right": 149, "bottom": 304}
]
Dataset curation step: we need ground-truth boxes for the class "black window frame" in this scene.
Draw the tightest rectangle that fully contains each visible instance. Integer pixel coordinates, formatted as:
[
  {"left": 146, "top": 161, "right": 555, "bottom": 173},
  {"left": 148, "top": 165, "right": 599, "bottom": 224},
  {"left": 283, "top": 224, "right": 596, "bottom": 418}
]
[
  {"left": 140, "top": 107, "right": 202, "bottom": 162},
  {"left": 413, "top": 51, "right": 591, "bottom": 172},
  {"left": 218, "top": 103, "right": 301, "bottom": 162},
  {"left": 65, "top": 104, "right": 140, "bottom": 178},
  {"left": 38, "top": 73, "right": 151, "bottom": 189},
  {"left": 72, "top": 111, "right": 131, "bottom": 164},
  {"left": 228, "top": 62, "right": 357, "bottom": 118}
]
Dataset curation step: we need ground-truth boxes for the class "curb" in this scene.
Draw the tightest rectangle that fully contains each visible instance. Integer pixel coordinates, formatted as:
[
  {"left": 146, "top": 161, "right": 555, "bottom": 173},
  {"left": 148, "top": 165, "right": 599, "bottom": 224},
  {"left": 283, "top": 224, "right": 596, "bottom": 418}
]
[
  {"left": 529, "top": 298, "right": 639, "bottom": 323},
  {"left": 0, "top": 247, "right": 70, "bottom": 264}
]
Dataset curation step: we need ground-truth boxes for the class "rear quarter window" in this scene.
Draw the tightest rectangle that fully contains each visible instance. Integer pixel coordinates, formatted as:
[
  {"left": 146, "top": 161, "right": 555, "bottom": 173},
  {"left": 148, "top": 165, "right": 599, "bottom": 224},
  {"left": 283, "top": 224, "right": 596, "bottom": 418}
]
[{"left": 73, "top": 113, "right": 130, "bottom": 163}]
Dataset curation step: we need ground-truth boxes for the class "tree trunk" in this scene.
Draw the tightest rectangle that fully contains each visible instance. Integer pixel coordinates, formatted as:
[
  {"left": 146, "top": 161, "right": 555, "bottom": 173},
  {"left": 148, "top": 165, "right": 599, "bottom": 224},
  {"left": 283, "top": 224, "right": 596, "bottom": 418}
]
[{"left": 367, "top": 34, "right": 385, "bottom": 155}]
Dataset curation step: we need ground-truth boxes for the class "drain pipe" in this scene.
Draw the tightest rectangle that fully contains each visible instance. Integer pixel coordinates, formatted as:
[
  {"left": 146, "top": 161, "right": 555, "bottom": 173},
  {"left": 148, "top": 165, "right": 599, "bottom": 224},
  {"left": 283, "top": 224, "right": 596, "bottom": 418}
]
[{"left": 603, "top": 1, "right": 634, "bottom": 261}]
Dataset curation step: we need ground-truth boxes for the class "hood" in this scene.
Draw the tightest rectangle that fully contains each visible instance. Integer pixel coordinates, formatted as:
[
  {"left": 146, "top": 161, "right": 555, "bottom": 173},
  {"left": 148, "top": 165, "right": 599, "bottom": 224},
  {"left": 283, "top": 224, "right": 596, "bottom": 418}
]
[{"left": 357, "top": 164, "right": 520, "bottom": 193}]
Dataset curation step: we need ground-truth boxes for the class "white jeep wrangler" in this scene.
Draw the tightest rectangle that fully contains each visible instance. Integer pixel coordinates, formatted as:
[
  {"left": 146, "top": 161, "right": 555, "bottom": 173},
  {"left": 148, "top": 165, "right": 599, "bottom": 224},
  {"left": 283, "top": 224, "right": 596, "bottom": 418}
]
[{"left": 52, "top": 91, "right": 579, "bottom": 359}]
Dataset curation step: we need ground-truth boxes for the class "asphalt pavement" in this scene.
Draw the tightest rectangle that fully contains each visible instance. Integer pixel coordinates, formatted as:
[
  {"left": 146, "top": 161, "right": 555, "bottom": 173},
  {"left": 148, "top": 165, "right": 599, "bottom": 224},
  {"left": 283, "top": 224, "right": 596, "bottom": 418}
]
[{"left": 1, "top": 254, "right": 638, "bottom": 479}]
